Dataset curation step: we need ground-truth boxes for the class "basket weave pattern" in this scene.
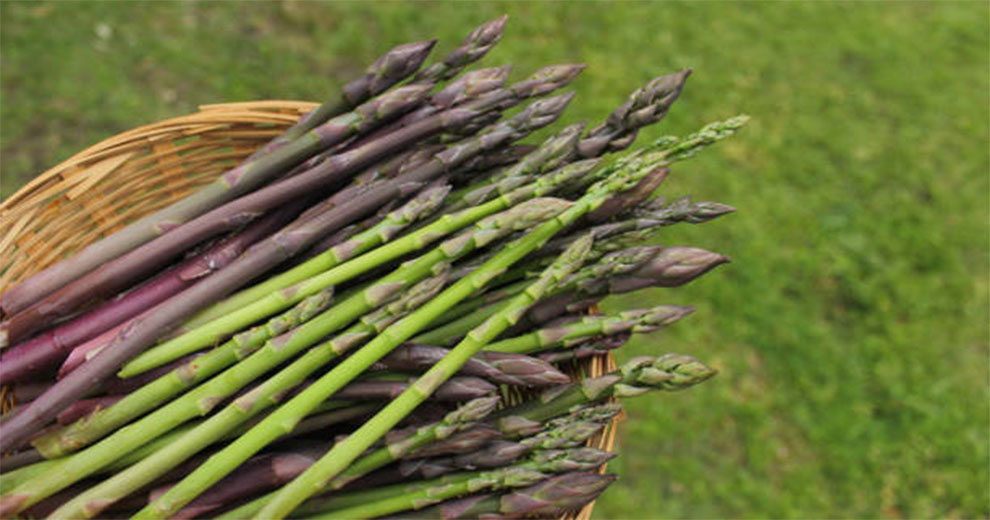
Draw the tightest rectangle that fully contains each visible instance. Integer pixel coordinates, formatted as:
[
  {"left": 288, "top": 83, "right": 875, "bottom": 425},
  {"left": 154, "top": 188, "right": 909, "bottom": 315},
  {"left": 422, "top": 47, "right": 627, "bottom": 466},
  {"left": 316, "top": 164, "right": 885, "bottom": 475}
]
[{"left": 0, "top": 102, "right": 616, "bottom": 520}]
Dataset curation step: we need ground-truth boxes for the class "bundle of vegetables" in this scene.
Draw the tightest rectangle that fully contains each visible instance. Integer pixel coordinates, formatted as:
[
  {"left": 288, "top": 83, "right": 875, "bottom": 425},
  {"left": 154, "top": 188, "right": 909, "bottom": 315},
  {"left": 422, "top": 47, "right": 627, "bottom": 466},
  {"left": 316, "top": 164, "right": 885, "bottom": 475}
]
[{"left": 0, "top": 16, "right": 746, "bottom": 519}]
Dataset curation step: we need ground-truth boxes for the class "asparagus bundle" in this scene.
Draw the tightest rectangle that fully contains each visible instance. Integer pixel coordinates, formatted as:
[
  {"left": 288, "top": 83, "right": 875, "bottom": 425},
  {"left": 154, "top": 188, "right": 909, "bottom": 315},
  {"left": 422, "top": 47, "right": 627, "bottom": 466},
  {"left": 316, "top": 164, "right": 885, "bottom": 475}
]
[{"left": 0, "top": 16, "right": 749, "bottom": 520}]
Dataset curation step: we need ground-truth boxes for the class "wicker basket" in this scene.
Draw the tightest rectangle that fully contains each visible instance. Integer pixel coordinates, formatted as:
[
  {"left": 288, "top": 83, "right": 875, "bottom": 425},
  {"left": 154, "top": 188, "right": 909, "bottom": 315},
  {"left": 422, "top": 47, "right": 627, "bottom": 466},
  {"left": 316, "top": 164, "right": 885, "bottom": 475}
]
[{"left": 0, "top": 102, "right": 618, "bottom": 520}]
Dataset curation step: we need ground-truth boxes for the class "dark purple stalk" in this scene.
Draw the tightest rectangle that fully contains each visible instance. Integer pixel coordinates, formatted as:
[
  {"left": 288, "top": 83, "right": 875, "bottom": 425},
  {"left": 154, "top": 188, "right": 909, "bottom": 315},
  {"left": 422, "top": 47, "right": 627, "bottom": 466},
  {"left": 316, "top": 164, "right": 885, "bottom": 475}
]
[
  {"left": 372, "top": 345, "right": 570, "bottom": 387},
  {"left": 153, "top": 449, "right": 324, "bottom": 520},
  {"left": 55, "top": 396, "right": 124, "bottom": 426},
  {"left": 536, "top": 334, "right": 631, "bottom": 364},
  {"left": 102, "top": 352, "right": 204, "bottom": 395},
  {"left": 0, "top": 448, "right": 44, "bottom": 471},
  {"left": 335, "top": 376, "right": 497, "bottom": 402}
]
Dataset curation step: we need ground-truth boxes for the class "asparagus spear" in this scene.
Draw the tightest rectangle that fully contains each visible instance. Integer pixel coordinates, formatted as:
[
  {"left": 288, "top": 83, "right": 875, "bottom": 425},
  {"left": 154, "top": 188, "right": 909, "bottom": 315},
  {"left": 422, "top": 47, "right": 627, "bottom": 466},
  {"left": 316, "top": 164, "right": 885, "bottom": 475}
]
[
  {"left": 131, "top": 92, "right": 582, "bottom": 368},
  {"left": 414, "top": 16, "right": 508, "bottom": 83},
  {"left": 333, "top": 376, "right": 498, "bottom": 402},
  {"left": 536, "top": 334, "right": 631, "bottom": 364},
  {"left": 290, "top": 65, "right": 511, "bottom": 224},
  {"left": 358, "top": 441, "right": 531, "bottom": 489},
  {"left": 257, "top": 13, "right": 507, "bottom": 166},
  {"left": 298, "top": 142, "right": 534, "bottom": 263},
  {"left": 484, "top": 305, "right": 694, "bottom": 355},
  {"left": 540, "top": 195, "right": 737, "bottom": 256},
  {"left": 403, "top": 471, "right": 617, "bottom": 519},
  {"left": 440, "top": 122, "right": 585, "bottom": 212},
  {"left": 252, "top": 115, "right": 748, "bottom": 519},
  {"left": 167, "top": 402, "right": 498, "bottom": 520},
  {"left": 0, "top": 40, "right": 437, "bottom": 323},
  {"left": 155, "top": 449, "right": 324, "bottom": 520},
  {"left": 353, "top": 65, "right": 513, "bottom": 148},
  {"left": 303, "top": 448, "right": 616, "bottom": 519},
  {"left": 577, "top": 69, "right": 692, "bottom": 158},
  {"left": 372, "top": 345, "right": 569, "bottom": 387}
]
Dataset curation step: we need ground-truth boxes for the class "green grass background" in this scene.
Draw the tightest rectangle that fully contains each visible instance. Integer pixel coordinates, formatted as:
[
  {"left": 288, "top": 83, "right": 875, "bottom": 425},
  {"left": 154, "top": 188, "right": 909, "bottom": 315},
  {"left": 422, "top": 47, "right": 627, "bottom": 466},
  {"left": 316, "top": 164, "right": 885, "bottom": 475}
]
[{"left": 2, "top": 2, "right": 987, "bottom": 518}]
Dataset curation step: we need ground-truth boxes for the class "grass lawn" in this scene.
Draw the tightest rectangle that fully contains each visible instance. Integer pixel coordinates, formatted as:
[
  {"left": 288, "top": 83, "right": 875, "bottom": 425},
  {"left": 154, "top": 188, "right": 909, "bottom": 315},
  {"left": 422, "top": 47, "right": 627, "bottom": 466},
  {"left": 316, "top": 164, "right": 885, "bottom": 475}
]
[{"left": 2, "top": 2, "right": 987, "bottom": 518}]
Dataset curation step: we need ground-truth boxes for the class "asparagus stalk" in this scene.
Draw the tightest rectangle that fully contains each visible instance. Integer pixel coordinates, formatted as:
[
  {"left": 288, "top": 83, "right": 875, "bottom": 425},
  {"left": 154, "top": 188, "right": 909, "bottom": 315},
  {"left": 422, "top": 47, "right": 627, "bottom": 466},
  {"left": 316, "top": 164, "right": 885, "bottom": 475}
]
[
  {"left": 156, "top": 449, "right": 325, "bottom": 520},
  {"left": 333, "top": 376, "right": 498, "bottom": 402},
  {"left": 299, "top": 154, "right": 516, "bottom": 262},
  {"left": 540, "top": 195, "right": 737, "bottom": 256},
  {"left": 353, "top": 65, "right": 513, "bottom": 148},
  {"left": 136, "top": 183, "right": 451, "bottom": 370},
  {"left": 414, "top": 16, "right": 508, "bottom": 83},
  {"left": 372, "top": 345, "right": 570, "bottom": 387},
  {"left": 30, "top": 284, "right": 336, "bottom": 456},
  {"left": 536, "top": 334, "right": 631, "bottom": 364},
  {"left": 304, "top": 448, "right": 616, "bottom": 519},
  {"left": 0, "top": 449, "right": 44, "bottom": 473},
  {"left": 253, "top": 115, "right": 748, "bottom": 519},
  {"left": 485, "top": 305, "right": 694, "bottom": 355},
  {"left": 291, "top": 14, "right": 506, "bottom": 170},
  {"left": 289, "top": 65, "right": 511, "bottom": 226},
  {"left": 404, "top": 471, "right": 617, "bottom": 519},
  {"left": 442, "top": 122, "right": 585, "bottom": 213},
  {"left": 360, "top": 441, "right": 531, "bottom": 489},
  {"left": 6, "top": 81, "right": 436, "bottom": 341},
  {"left": 0, "top": 41, "right": 437, "bottom": 323},
  {"left": 15, "top": 202, "right": 561, "bottom": 518},
  {"left": 576, "top": 69, "right": 692, "bottom": 158}
]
